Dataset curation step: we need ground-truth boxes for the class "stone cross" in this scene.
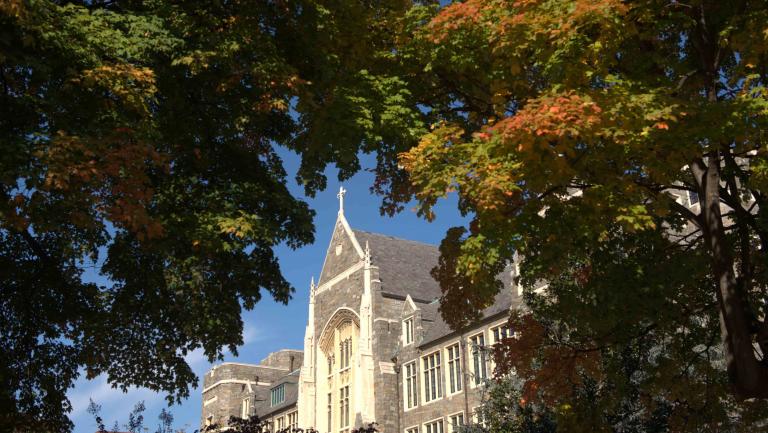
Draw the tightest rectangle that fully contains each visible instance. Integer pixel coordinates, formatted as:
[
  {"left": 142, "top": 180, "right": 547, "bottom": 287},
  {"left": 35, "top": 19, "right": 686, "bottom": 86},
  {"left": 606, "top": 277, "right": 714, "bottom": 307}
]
[{"left": 337, "top": 185, "right": 347, "bottom": 213}]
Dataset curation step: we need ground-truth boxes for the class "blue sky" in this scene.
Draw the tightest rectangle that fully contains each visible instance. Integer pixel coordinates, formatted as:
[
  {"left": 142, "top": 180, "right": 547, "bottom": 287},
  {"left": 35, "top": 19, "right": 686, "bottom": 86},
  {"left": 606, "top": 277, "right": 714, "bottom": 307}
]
[{"left": 68, "top": 149, "right": 468, "bottom": 433}]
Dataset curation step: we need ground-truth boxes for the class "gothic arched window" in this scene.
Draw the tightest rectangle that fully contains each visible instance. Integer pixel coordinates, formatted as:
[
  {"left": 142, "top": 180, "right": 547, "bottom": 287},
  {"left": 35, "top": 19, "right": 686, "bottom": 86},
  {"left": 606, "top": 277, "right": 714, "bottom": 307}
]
[{"left": 319, "top": 311, "right": 359, "bottom": 433}]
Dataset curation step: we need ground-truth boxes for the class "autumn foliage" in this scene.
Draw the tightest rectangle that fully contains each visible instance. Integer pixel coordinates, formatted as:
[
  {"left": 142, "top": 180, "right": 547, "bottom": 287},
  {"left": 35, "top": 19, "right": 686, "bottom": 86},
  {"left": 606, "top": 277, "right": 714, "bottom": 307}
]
[
  {"left": 1, "top": 1, "right": 414, "bottom": 431},
  {"left": 391, "top": 0, "right": 768, "bottom": 430},
  {"left": 5, "top": 0, "right": 768, "bottom": 431}
]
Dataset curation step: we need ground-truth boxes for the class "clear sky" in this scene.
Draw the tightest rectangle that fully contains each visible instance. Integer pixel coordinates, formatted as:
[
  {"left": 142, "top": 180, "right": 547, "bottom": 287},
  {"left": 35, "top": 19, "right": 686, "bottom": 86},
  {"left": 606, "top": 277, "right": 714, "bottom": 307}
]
[{"left": 68, "top": 148, "right": 468, "bottom": 433}]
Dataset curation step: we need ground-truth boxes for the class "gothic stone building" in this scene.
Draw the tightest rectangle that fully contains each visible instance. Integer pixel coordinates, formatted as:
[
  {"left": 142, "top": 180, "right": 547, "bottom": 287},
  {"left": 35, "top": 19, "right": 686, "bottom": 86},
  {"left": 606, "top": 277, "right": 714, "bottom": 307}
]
[{"left": 201, "top": 197, "right": 521, "bottom": 433}]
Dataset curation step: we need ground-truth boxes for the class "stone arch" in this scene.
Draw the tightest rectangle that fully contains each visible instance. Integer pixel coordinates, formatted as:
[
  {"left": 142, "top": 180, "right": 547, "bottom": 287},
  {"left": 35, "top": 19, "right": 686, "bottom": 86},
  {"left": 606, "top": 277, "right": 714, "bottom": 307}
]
[
  {"left": 318, "top": 307, "right": 360, "bottom": 354},
  {"left": 316, "top": 307, "right": 361, "bottom": 433}
]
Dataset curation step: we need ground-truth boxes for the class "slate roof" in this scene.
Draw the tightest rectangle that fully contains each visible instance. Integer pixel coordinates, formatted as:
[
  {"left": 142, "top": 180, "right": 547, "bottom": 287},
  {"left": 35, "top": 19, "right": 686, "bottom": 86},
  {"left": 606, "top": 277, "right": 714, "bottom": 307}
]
[
  {"left": 254, "top": 369, "right": 300, "bottom": 417},
  {"left": 351, "top": 229, "right": 523, "bottom": 347},
  {"left": 353, "top": 230, "right": 442, "bottom": 302},
  {"left": 418, "top": 265, "right": 523, "bottom": 347}
]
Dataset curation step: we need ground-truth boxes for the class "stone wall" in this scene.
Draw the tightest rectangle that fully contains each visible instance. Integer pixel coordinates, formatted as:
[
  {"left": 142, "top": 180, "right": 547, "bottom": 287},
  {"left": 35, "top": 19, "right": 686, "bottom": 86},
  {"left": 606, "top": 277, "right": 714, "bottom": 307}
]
[
  {"left": 262, "top": 404, "right": 299, "bottom": 431},
  {"left": 307, "top": 220, "right": 367, "bottom": 431},
  {"left": 260, "top": 350, "right": 304, "bottom": 371},
  {"left": 200, "top": 361, "right": 294, "bottom": 428},
  {"left": 314, "top": 220, "right": 365, "bottom": 346},
  {"left": 200, "top": 212, "right": 519, "bottom": 433},
  {"left": 397, "top": 316, "right": 510, "bottom": 433},
  {"left": 318, "top": 220, "right": 362, "bottom": 285},
  {"left": 371, "top": 289, "right": 405, "bottom": 433}
]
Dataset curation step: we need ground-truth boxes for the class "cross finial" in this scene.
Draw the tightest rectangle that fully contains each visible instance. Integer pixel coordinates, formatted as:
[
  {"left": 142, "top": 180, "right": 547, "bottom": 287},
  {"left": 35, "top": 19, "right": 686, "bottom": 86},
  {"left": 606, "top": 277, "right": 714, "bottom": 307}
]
[{"left": 337, "top": 185, "right": 347, "bottom": 213}]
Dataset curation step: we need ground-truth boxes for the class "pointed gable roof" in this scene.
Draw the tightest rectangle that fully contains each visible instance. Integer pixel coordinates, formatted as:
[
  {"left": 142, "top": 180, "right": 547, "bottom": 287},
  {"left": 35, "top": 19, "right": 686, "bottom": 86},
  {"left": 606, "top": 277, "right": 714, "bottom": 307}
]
[
  {"left": 317, "top": 214, "right": 365, "bottom": 286},
  {"left": 313, "top": 204, "right": 522, "bottom": 348},
  {"left": 352, "top": 230, "right": 442, "bottom": 302}
]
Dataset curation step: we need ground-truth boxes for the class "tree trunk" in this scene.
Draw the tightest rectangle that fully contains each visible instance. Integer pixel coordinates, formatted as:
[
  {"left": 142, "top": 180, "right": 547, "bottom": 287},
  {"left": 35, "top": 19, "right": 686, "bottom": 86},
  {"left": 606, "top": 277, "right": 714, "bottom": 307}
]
[{"left": 693, "top": 155, "right": 768, "bottom": 399}]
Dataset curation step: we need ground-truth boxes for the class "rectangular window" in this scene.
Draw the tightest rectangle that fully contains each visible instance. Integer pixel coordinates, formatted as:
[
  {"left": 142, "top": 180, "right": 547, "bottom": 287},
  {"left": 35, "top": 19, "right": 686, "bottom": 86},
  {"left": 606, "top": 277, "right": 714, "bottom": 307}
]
[
  {"left": 340, "top": 338, "right": 352, "bottom": 370},
  {"left": 404, "top": 361, "right": 418, "bottom": 409},
  {"left": 346, "top": 338, "right": 352, "bottom": 368},
  {"left": 327, "top": 392, "right": 333, "bottom": 433},
  {"left": 328, "top": 355, "right": 335, "bottom": 376},
  {"left": 470, "top": 333, "right": 488, "bottom": 385},
  {"left": 491, "top": 325, "right": 511, "bottom": 344},
  {"left": 288, "top": 412, "right": 298, "bottom": 431},
  {"left": 271, "top": 384, "right": 285, "bottom": 406},
  {"left": 446, "top": 343, "right": 462, "bottom": 394},
  {"left": 689, "top": 190, "right": 699, "bottom": 205},
  {"left": 339, "top": 385, "right": 350, "bottom": 429},
  {"left": 241, "top": 398, "right": 250, "bottom": 419},
  {"left": 422, "top": 351, "right": 442, "bottom": 402},
  {"left": 344, "top": 339, "right": 348, "bottom": 369},
  {"left": 424, "top": 419, "right": 444, "bottom": 433},
  {"left": 403, "top": 317, "right": 414, "bottom": 345},
  {"left": 448, "top": 413, "right": 464, "bottom": 433}
]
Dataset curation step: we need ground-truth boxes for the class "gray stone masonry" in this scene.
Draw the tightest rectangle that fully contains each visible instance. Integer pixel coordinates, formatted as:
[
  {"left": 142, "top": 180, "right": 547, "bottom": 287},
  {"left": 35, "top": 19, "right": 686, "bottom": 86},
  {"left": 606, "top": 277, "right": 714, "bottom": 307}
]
[
  {"left": 314, "top": 220, "right": 365, "bottom": 343},
  {"left": 201, "top": 360, "right": 298, "bottom": 429},
  {"left": 371, "top": 291, "right": 405, "bottom": 433},
  {"left": 397, "top": 314, "right": 511, "bottom": 433},
  {"left": 199, "top": 209, "right": 520, "bottom": 433},
  {"left": 261, "top": 350, "right": 304, "bottom": 371}
]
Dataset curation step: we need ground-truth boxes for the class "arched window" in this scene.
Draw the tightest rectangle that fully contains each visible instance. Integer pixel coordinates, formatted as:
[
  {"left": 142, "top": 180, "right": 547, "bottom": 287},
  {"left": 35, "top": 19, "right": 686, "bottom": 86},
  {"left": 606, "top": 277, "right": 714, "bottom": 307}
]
[{"left": 318, "top": 310, "right": 359, "bottom": 433}]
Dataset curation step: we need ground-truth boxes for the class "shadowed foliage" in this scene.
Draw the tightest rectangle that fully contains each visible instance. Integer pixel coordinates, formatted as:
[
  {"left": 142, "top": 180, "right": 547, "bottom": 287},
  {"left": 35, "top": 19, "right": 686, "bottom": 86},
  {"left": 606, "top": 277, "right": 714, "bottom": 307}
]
[
  {"left": 0, "top": 1, "right": 417, "bottom": 431},
  {"left": 354, "top": 0, "right": 768, "bottom": 430}
]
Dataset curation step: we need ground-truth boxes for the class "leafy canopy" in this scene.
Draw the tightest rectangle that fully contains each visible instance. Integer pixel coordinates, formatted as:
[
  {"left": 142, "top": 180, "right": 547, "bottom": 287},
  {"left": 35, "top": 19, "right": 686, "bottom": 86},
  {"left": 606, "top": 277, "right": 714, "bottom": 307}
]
[
  {"left": 0, "top": 0, "right": 419, "bottom": 431},
  {"left": 7, "top": 0, "right": 768, "bottom": 431},
  {"left": 367, "top": 0, "right": 768, "bottom": 430}
]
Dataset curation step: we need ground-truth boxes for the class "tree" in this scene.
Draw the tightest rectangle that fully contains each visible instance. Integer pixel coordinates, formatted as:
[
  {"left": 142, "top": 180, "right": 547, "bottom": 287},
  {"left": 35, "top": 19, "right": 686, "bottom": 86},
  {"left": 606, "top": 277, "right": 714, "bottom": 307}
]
[
  {"left": 86, "top": 400, "right": 106, "bottom": 433},
  {"left": 156, "top": 408, "right": 175, "bottom": 433},
  {"left": 0, "top": 1, "right": 417, "bottom": 431},
  {"left": 367, "top": 0, "right": 768, "bottom": 420},
  {"left": 463, "top": 374, "right": 556, "bottom": 433},
  {"left": 202, "top": 416, "right": 378, "bottom": 433},
  {"left": 87, "top": 399, "right": 187, "bottom": 433},
  {"left": 126, "top": 402, "right": 145, "bottom": 433},
  {"left": 491, "top": 310, "right": 764, "bottom": 432}
]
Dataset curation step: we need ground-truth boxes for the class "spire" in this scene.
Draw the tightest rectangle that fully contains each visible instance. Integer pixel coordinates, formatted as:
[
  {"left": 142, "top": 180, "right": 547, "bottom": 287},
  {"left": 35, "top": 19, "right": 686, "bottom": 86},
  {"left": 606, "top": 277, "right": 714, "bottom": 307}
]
[
  {"left": 337, "top": 185, "right": 347, "bottom": 214},
  {"left": 310, "top": 276, "right": 316, "bottom": 298},
  {"left": 364, "top": 240, "right": 371, "bottom": 268}
]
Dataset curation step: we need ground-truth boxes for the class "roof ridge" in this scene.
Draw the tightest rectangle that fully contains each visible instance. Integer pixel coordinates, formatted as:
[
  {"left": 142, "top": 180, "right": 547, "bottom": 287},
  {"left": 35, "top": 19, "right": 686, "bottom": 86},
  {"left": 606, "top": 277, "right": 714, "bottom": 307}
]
[{"left": 351, "top": 229, "right": 439, "bottom": 248}]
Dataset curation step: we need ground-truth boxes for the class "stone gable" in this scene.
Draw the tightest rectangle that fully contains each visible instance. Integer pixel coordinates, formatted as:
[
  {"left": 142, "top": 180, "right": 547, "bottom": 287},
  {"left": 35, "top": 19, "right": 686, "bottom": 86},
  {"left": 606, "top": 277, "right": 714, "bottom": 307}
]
[
  {"left": 318, "top": 218, "right": 363, "bottom": 286},
  {"left": 200, "top": 198, "right": 520, "bottom": 433}
]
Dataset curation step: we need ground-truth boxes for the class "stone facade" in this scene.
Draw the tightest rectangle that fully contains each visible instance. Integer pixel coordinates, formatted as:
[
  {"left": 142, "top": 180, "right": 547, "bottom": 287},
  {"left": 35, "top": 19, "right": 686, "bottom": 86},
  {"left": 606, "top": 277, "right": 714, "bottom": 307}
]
[
  {"left": 201, "top": 192, "right": 520, "bottom": 433},
  {"left": 200, "top": 352, "right": 302, "bottom": 430}
]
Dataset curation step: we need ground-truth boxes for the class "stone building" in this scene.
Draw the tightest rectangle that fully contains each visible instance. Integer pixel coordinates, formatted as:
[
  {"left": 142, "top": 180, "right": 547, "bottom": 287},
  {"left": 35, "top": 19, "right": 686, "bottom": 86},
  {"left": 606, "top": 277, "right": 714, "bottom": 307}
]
[
  {"left": 201, "top": 189, "right": 521, "bottom": 433},
  {"left": 201, "top": 350, "right": 302, "bottom": 431}
]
